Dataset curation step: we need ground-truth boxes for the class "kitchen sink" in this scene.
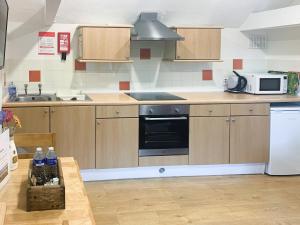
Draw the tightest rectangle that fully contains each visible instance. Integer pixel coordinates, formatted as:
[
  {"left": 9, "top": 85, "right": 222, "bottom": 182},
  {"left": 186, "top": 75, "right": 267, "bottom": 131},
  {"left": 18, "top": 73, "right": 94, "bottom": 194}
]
[{"left": 9, "top": 94, "right": 60, "bottom": 102}]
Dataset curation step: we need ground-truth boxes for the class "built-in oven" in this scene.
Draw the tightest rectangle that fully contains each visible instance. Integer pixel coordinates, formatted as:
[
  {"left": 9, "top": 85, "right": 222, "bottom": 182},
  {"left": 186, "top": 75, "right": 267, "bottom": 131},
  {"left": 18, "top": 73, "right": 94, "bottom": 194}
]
[{"left": 139, "top": 105, "right": 189, "bottom": 157}]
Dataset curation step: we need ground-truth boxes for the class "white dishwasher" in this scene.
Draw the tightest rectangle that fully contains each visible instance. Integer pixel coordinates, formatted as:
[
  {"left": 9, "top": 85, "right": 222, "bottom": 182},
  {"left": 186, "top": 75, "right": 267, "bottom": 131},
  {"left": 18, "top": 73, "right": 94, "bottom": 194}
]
[{"left": 266, "top": 102, "right": 300, "bottom": 175}]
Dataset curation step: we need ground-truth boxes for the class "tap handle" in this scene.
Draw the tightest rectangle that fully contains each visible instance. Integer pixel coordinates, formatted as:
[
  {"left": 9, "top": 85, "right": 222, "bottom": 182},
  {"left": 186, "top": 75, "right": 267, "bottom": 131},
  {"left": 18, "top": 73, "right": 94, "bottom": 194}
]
[{"left": 38, "top": 83, "right": 42, "bottom": 89}]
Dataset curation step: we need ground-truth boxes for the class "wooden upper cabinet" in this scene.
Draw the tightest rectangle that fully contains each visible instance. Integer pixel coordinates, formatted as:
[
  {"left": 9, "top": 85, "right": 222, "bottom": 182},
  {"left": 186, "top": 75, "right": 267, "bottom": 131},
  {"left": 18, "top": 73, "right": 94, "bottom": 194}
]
[
  {"left": 50, "top": 106, "right": 96, "bottom": 169},
  {"left": 4, "top": 107, "right": 50, "bottom": 133},
  {"left": 177, "top": 28, "right": 221, "bottom": 60},
  {"left": 78, "top": 26, "right": 132, "bottom": 62},
  {"left": 230, "top": 116, "right": 270, "bottom": 164},
  {"left": 164, "top": 28, "right": 222, "bottom": 61}
]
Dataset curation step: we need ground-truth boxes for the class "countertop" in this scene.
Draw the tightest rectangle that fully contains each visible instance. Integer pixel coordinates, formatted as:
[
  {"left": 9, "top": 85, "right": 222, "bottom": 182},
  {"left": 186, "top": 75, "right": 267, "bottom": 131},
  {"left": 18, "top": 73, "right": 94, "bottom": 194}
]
[
  {"left": 3, "top": 92, "right": 300, "bottom": 107},
  {"left": 0, "top": 157, "right": 96, "bottom": 225}
]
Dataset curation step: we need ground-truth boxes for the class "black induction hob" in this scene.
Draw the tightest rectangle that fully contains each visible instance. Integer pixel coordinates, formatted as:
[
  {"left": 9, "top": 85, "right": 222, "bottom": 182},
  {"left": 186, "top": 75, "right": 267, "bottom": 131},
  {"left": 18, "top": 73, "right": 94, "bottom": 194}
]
[{"left": 126, "top": 92, "right": 185, "bottom": 101}]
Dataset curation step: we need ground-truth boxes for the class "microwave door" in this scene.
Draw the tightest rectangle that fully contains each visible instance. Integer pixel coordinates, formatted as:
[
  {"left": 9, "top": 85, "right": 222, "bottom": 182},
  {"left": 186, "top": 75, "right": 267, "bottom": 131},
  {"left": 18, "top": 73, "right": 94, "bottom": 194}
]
[{"left": 258, "top": 78, "right": 282, "bottom": 94}]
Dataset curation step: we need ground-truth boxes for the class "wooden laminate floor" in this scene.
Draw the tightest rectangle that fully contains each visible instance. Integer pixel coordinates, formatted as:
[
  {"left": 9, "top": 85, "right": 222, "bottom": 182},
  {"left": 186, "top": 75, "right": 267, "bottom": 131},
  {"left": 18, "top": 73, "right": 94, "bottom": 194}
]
[{"left": 85, "top": 175, "right": 300, "bottom": 225}]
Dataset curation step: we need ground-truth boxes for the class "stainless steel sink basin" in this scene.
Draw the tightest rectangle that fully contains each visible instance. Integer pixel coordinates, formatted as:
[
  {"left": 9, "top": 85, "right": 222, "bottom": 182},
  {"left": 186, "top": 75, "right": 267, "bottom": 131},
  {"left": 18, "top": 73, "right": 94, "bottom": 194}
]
[{"left": 9, "top": 94, "right": 60, "bottom": 102}]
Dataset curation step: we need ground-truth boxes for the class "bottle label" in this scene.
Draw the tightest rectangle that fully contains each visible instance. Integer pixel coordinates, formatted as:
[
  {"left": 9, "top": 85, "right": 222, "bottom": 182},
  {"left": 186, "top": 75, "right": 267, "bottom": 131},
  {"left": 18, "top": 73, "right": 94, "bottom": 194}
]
[
  {"left": 34, "top": 159, "right": 45, "bottom": 167},
  {"left": 46, "top": 158, "right": 57, "bottom": 166}
]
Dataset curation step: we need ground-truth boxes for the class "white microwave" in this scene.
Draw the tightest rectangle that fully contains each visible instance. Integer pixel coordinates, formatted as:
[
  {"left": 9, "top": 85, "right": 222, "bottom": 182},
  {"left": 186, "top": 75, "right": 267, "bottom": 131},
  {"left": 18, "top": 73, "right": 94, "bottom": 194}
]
[{"left": 243, "top": 73, "right": 288, "bottom": 95}]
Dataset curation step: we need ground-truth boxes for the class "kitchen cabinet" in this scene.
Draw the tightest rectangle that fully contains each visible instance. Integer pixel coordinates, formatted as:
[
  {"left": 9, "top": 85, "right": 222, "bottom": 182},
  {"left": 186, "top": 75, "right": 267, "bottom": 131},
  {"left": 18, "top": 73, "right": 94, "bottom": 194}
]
[
  {"left": 230, "top": 116, "right": 270, "bottom": 164},
  {"left": 96, "top": 118, "right": 138, "bottom": 169},
  {"left": 189, "top": 117, "right": 230, "bottom": 165},
  {"left": 77, "top": 26, "right": 132, "bottom": 62},
  {"left": 164, "top": 28, "right": 222, "bottom": 61},
  {"left": 4, "top": 107, "right": 50, "bottom": 133},
  {"left": 231, "top": 104, "right": 270, "bottom": 116},
  {"left": 50, "top": 106, "right": 95, "bottom": 169},
  {"left": 190, "top": 103, "right": 270, "bottom": 165},
  {"left": 96, "top": 105, "right": 138, "bottom": 118}
]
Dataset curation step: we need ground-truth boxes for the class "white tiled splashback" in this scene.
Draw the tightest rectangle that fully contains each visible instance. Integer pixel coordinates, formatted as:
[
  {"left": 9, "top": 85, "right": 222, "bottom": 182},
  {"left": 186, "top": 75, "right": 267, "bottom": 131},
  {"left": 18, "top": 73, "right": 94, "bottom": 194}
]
[{"left": 5, "top": 24, "right": 268, "bottom": 94}]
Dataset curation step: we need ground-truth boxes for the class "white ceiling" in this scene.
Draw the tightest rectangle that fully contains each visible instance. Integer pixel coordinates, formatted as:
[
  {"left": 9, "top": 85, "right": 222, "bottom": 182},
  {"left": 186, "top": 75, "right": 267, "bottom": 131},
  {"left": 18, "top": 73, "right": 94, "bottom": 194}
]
[{"left": 6, "top": 0, "right": 297, "bottom": 27}]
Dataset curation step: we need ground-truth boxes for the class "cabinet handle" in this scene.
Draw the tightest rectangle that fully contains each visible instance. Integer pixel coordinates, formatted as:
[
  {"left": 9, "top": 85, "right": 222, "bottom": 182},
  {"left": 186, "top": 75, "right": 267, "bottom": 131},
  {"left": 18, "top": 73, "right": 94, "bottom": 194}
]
[
  {"left": 51, "top": 109, "right": 55, "bottom": 113},
  {"left": 97, "top": 121, "right": 101, "bottom": 126},
  {"left": 231, "top": 118, "right": 236, "bottom": 122},
  {"left": 249, "top": 109, "right": 254, "bottom": 112},
  {"left": 44, "top": 110, "right": 48, "bottom": 114},
  {"left": 208, "top": 110, "right": 213, "bottom": 113},
  {"left": 115, "top": 111, "right": 120, "bottom": 115},
  {"left": 226, "top": 118, "right": 230, "bottom": 122}
]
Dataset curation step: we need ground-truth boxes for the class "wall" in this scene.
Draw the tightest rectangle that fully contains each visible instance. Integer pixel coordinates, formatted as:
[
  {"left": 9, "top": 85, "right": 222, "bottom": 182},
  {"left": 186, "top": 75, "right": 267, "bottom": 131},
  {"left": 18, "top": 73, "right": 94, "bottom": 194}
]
[{"left": 5, "top": 20, "right": 268, "bottom": 94}]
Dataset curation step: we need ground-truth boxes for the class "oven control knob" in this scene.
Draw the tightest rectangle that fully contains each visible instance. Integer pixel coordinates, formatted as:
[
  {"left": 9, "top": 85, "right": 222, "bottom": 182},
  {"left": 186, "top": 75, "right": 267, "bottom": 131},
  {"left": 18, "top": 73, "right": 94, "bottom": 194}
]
[
  {"left": 175, "top": 108, "right": 180, "bottom": 113},
  {"left": 149, "top": 109, "right": 153, "bottom": 114}
]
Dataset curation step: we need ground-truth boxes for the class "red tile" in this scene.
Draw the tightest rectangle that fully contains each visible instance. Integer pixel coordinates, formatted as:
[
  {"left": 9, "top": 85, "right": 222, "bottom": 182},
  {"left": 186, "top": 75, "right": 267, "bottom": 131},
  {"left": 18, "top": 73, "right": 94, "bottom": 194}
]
[
  {"left": 202, "top": 70, "right": 213, "bottom": 81},
  {"left": 29, "top": 70, "right": 41, "bottom": 82},
  {"left": 140, "top": 48, "right": 151, "bottom": 60},
  {"left": 75, "top": 60, "right": 86, "bottom": 71},
  {"left": 119, "top": 81, "right": 130, "bottom": 90},
  {"left": 233, "top": 59, "right": 243, "bottom": 70}
]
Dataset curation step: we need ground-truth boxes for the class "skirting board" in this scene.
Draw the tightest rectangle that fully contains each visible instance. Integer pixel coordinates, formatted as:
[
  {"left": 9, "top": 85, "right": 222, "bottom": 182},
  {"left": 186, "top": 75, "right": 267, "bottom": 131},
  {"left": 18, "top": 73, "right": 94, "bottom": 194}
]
[{"left": 80, "top": 163, "right": 266, "bottom": 181}]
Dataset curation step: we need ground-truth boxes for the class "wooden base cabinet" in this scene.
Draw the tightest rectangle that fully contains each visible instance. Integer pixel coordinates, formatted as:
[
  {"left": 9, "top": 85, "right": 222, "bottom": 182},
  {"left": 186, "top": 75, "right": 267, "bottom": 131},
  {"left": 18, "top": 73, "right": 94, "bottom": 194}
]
[
  {"left": 189, "top": 117, "right": 230, "bottom": 165},
  {"left": 96, "top": 118, "right": 138, "bottom": 169},
  {"left": 4, "top": 107, "right": 50, "bottom": 133},
  {"left": 50, "top": 106, "right": 96, "bottom": 169},
  {"left": 230, "top": 116, "right": 270, "bottom": 164}
]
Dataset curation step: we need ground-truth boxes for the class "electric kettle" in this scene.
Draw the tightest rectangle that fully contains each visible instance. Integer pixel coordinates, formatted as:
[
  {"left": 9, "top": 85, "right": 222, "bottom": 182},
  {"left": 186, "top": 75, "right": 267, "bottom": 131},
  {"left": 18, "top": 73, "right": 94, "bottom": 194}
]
[{"left": 226, "top": 71, "right": 247, "bottom": 93}]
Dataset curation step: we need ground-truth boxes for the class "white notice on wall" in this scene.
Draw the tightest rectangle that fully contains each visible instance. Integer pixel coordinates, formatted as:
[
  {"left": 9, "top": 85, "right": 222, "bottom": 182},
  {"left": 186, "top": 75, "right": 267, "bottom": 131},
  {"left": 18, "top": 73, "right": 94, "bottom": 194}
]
[{"left": 38, "top": 32, "right": 55, "bottom": 55}]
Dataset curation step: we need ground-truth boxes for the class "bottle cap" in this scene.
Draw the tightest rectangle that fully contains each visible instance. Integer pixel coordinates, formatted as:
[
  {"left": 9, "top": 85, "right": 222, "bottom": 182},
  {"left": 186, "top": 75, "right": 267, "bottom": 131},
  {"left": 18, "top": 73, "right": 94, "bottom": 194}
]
[
  {"left": 36, "top": 147, "right": 43, "bottom": 152},
  {"left": 48, "top": 147, "right": 55, "bottom": 151}
]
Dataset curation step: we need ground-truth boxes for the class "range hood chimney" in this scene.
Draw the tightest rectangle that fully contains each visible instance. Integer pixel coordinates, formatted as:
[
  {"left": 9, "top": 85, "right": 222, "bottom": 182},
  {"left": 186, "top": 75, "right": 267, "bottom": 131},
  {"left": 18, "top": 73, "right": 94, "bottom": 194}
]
[{"left": 131, "top": 12, "right": 184, "bottom": 41}]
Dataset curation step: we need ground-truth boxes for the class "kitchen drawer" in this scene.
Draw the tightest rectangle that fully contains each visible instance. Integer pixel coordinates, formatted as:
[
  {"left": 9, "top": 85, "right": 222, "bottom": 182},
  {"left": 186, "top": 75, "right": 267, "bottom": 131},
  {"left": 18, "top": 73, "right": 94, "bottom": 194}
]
[
  {"left": 231, "top": 104, "right": 270, "bottom": 116},
  {"left": 190, "top": 104, "right": 230, "bottom": 117},
  {"left": 139, "top": 155, "right": 188, "bottom": 167},
  {"left": 96, "top": 105, "right": 138, "bottom": 118}
]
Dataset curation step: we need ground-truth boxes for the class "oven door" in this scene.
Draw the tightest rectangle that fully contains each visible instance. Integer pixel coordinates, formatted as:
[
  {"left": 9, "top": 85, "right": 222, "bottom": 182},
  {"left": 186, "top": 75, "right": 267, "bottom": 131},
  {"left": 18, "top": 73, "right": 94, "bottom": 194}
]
[{"left": 139, "top": 115, "right": 189, "bottom": 157}]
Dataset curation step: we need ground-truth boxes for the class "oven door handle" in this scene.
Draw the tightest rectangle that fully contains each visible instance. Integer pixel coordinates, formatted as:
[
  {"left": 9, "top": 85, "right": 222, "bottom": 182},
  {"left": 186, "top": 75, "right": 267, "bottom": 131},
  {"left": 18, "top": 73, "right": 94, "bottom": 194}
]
[{"left": 144, "top": 116, "right": 188, "bottom": 121}]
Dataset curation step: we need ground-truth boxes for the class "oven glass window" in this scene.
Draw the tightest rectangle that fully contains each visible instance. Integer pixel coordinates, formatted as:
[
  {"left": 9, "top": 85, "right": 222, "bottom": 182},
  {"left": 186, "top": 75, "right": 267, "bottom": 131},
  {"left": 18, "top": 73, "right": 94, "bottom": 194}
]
[
  {"left": 259, "top": 78, "right": 281, "bottom": 91},
  {"left": 139, "top": 117, "right": 189, "bottom": 150}
]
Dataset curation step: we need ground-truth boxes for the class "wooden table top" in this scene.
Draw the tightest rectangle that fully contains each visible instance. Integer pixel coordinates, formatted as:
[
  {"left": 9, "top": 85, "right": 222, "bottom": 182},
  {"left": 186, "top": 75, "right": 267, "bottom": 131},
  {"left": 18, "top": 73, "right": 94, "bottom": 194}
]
[{"left": 0, "top": 157, "right": 95, "bottom": 225}]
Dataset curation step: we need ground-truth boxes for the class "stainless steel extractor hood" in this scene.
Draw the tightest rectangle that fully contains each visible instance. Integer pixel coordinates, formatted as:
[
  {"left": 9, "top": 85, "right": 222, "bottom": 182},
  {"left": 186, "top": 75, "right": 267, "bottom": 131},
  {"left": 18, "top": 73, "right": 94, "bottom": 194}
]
[{"left": 131, "top": 12, "right": 184, "bottom": 41}]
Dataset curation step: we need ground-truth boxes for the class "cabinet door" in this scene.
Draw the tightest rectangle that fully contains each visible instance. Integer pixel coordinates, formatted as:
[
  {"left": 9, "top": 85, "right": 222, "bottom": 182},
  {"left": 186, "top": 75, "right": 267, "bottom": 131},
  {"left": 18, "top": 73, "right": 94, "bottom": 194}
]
[
  {"left": 230, "top": 116, "right": 270, "bottom": 164},
  {"left": 176, "top": 28, "right": 221, "bottom": 60},
  {"left": 189, "top": 117, "right": 230, "bottom": 165},
  {"left": 96, "top": 118, "right": 138, "bottom": 169},
  {"left": 4, "top": 107, "right": 49, "bottom": 133},
  {"left": 82, "top": 27, "right": 130, "bottom": 60},
  {"left": 50, "top": 106, "right": 95, "bottom": 169}
]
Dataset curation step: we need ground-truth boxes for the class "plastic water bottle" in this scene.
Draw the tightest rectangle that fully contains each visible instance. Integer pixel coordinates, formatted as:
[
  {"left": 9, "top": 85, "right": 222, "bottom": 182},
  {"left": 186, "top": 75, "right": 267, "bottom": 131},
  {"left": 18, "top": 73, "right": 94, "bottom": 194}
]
[
  {"left": 33, "top": 147, "right": 46, "bottom": 185},
  {"left": 46, "top": 147, "right": 58, "bottom": 179},
  {"left": 8, "top": 82, "right": 17, "bottom": 100}
]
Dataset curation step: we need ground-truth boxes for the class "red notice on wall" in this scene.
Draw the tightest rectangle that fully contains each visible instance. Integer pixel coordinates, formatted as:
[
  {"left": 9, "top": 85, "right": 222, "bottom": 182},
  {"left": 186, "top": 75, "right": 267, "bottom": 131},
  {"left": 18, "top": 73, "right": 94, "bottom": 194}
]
[{"left": 38, "top": 32, "right": 55, "bottom": 55}]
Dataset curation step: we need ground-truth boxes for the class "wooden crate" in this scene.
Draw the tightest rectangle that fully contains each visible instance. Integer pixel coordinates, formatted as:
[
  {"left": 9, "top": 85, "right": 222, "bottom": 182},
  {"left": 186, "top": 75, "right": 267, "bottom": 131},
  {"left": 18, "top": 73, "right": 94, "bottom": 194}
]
[{"left": 27, "top": 159, "right": 65, "bottom": 211}]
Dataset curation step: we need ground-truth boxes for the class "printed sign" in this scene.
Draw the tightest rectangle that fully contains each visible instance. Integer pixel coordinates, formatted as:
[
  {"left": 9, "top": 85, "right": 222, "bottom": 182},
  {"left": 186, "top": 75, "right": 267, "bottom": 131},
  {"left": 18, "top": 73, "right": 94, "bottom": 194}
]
[{"left": 38, "top": 32, "right": 55, "bottom": 55}]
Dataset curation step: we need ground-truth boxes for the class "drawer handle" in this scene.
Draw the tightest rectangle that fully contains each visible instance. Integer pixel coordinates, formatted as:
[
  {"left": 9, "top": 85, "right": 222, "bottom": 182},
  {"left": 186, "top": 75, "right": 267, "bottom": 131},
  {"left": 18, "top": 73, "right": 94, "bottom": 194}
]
[
  {"left": 249, "top": 109, "right": 254, "bottom": 112},
  {"left": 231, "top": 118, "right": 236, "bottom": 122},
  {"left": 208, "top": 110, "right": 213, "bottom": 113},
  {"left": 44, "top": 110, "right": 48, "bottom": 114},
  {"left": 115, "top": 111, "right": 120, "bottom": 115},
  {"left": 226, "top": 118, "right": 230, "bottom": 122}
]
